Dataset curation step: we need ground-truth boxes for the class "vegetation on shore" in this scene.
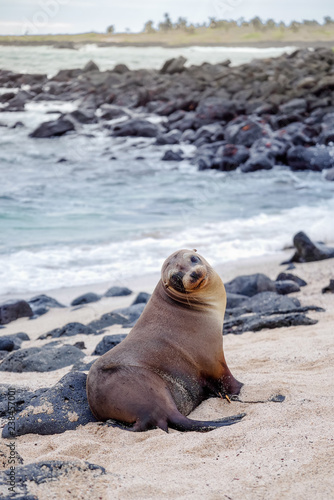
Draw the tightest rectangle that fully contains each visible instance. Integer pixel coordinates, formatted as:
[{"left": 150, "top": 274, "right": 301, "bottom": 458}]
[{"left": 0, "top": 15, "right": 334, "bottom": 47}]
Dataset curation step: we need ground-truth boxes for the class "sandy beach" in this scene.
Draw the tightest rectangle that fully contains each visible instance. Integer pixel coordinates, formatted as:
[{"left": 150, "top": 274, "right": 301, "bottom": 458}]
[{"left": 0, "top": 249, "right": 333, "bottom": 499}]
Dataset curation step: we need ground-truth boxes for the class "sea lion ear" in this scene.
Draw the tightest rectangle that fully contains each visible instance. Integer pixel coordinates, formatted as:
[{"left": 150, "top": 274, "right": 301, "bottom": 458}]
[{"left": 192, "top": 249, "right": 197, "bottom": 252}]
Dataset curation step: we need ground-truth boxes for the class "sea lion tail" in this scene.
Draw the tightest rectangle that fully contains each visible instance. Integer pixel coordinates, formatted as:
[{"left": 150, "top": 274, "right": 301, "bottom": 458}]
[{"left": 168, "top": 412, "right": 246, "bottom": 433}]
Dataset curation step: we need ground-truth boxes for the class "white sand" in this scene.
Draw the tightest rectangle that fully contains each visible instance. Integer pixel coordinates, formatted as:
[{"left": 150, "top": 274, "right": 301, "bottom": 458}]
[{"left": 1, "top": 251, "right": 334, "bottom": 499}]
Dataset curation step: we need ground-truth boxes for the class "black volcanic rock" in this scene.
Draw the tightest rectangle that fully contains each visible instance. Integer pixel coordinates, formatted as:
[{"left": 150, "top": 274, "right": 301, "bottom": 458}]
[
  {"left": 88, "top": 312, "right": 128, "bottom": 331},
  {"left": 0, "top": 384, "right": 48, "bottom": 418},
  {"left": 2, "top": 372, "right": 96, "bottom": 437},
  {"left": 275, "top": 280, "right": 300, "bottom": 295},
  {"left": 284, "top": 231, "right": 334, "bottom": 263},
  {"left": 30, "top": 118, "right": 75, "bottom": 138},
  {"left": 224, "top": 274, "right": 276, "bottom": 297},
  {"left": 38, "top": 322, "right": 96, "bottom": 340},
  {"left": 132, "top": 292, "right": 151, "bottom": 305},
  {"left": 71, "top": 292, "right": 101, "bottom": 306},
  {"left": 276, "top": 273, "right": 307, "bottom": 287},
  {"left": 28, "top": 294, "right": 65, "bottom": 317},
  {"left": 287, "top": 145, "right": 334, "bottom": 171},
  {"left": 0, "top": 300, "right": 33, "bottom": 325},
  {"left": 113, "top": 118, "right": 160, "bottom": 138},
  {"left": 93, "top": 334, "right": 127, "bottom": 355},
  {"left": 0, "top": 344, "right": 84, "bottom": 372},
  {"left": 0, "top": 332, "right": 29, "bottom": 351},
  {"left": 104, "top": 286, "right": 133, "bottom": 297},
  {"left": 224, "top": 312, "right": 317, "bottom": 335}
]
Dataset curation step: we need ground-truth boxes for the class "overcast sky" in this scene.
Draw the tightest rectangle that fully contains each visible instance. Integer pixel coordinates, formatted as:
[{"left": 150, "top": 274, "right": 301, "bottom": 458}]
[{"left": 0, "top": 0, "right": 333, "bottom": 35}]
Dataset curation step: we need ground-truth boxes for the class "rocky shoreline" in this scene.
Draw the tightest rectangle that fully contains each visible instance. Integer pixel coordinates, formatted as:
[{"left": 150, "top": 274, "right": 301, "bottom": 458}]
[{"left": 1, "top": 47, "right": 334, "bottom": 178}]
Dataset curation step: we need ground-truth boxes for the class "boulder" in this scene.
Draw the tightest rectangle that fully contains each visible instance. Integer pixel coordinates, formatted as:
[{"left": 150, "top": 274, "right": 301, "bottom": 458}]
[
  {"left": 214, "top": 144, "right": 249, "bottom": 171},
  {"left": 93, "top": 334, "right": 127, "bottom": 355},
  {"left": 100, "top": 104, "right": 130, "bottom": 120},
  {"left": 0, "top": 384, "right": 48, "bottom": 417},
  {"left": 195, "top": 97, "right": 236, "bottom": 125},
  {"left": 71, "top": 292, "right": 101, "bottom": 306},
  {"left": 276, "top": 272, "right": 307, "bottom": 287},
  {"left": 224, "top": 274, "right": 276, "bottom": 297},
  {"left": 279, "top": 98, "right": 307, "bottom": 115},
  {"left": 28, "top": 294, "right": 65, "bottom": 317},
  {"left": 104, "top": 286, "right": 133, "bottom": 297},
  {"left": 284, "top": 231, "right": 334, "bottom": 263},
  {"left": 287, "top": 145, "right": 334, "bottom": 171},
  {"left": 0, "top": 300, "right": 33, "bottom": 325},
  {"left": 161, "top": 149, "right": 183, "bottom": 161},
  {"left": 1, "top": 372, "right": 96, "bottom": 437},
  {"left": 160, "top": 56, "right": 187, "bottom": 74},
  {"left": 0, "top": 344, "right": 85, "bottom": 372},
  {"left": 0, "top": 332, "right": 29, "bottom": 351},
  {"left": 114, "top": 303, "right": 146, "bottom": 327},
  {"left": 240, "top": 152, "right": 274, "bottom": 172},
  {"left": 83, "top": 60, "right": 100, "bottom": 72},
  {"left": 132, "top": 292, "right": 151, "bottom": 305},
  {"left": 156, "top": 129, "right": 182, "bottom": 145},
  {"left": 0, "top": 338, "right": 14, "bottom": 352},
  {"left": 228, "top": 292, "right": 301, "bottom": 316},
  {"left": 113, "top": 118, "right": 160, "bottom": 138},
  {"left": 226, "top": 293, "right": 249, "bottom": 309},
  {"left": 29, "top": 118, "right": 75, "bottom": 138},
  {"left": 224, "top": 313, "right": 317, "bottom": 335},
  {"left": 113, "top": 63, "right": 130, "bottom": 74},
  {"left": 69, "top": 109, "right": 97, "bottom": 124},
  {"left": 88, "top": 312, "right": 128, "bottom": 331},
  {"left": 275, "top": 280, "right": 301, "bottom": 295},
  {"left": 224, "top": 116, "right": 272, "bottom": 147},
  {"left": 38, "top": 322, "right": 96, "bottom": 340}
]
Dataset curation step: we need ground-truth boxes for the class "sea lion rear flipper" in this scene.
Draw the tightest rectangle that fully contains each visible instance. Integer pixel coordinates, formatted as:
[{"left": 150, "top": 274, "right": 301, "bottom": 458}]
[{"left": 168, "top": 412, "right": 246, "bottom": 433}]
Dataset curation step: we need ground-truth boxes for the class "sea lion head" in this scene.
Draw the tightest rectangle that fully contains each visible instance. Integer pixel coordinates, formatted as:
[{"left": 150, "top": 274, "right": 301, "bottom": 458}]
[{"left": 161, "top": 249, "right": 214, "bottom": 296}]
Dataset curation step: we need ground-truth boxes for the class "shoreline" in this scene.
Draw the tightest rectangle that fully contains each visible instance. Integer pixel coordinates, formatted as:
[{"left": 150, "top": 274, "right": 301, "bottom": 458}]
[
  {"left": 0, "top": 249, "right": 294, "bottom": 305},
  {"left": 0, "top": 39, "right": 333, "bottom": 49}
]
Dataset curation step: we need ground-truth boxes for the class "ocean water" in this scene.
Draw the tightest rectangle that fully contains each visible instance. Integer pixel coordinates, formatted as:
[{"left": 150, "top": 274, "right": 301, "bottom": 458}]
[
  {"left": 0, "top": 44, "right": 296, "bottom": 76},
  {"left": 0, "top": 45, "right": 333, "bottom": 296}
]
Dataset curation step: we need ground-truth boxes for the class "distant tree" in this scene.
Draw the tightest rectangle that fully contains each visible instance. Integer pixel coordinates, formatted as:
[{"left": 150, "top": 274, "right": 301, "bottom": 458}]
[
  {"left": 278, "top": 21, "right": 286, "bottom": 30},
  {"left": 324, "top": 16, "right": 334, "bottom": 25},
  {"left": 208, "top": 17, "right": 217, "bottom": 29},
  {"left": 289, "top": 21, "right": 301, "bottom": 32},
  {"left": 302, "top": 19, "right": 319, "bottom": 26},
  {"left": 106, "top": 25, "right": 115, "bottom": 34},
  {"left": 158, "top": 13, "right": 173, "bottom": 32},
  {"left": 186, "top": 24, "right": 195, "bottom": 34},
  {"left": 250, "top": 16, "right": 263, "bottom": 31},
  {"left": 175, "top": 17, "right": 188, "bottom": 30},
  {"left": 265, "top": 19, "right": 276, "bottom": 29},
  {"left": 143, "top": 20, "right": 155, "bottom": 33}
]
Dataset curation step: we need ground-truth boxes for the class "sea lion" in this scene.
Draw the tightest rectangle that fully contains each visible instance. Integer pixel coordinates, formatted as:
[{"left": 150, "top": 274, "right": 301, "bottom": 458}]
[{"left": 87, "top": 249, "right": 245, "bottom": 432}]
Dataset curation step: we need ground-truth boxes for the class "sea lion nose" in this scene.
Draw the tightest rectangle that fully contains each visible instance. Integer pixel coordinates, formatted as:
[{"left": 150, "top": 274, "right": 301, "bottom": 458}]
[
  {"left": 170, "top": 271, "right": 185, "bottom": 292},
  {"left": 190, "top": 271, "right": 202, "bottom": 281},
  {"left": 172, "top": 271, "right": 184, "bottom": 282}
]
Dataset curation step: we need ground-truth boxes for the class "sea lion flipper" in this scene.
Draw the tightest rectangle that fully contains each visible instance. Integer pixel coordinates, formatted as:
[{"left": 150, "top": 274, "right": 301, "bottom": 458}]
[{"left": 168, "top": 412, "right": 246, "bottom": 433}]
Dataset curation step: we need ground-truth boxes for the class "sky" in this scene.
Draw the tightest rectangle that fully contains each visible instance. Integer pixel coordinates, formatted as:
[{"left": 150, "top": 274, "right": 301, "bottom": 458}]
[{"left": 0, "top": 0, "right": 333, "bottom": 35}]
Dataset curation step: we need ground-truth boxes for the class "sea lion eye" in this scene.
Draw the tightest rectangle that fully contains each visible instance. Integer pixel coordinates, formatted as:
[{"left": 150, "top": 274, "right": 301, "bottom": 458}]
[{"left": 191, "top": 255, "right": 200, "bottom": 264}]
